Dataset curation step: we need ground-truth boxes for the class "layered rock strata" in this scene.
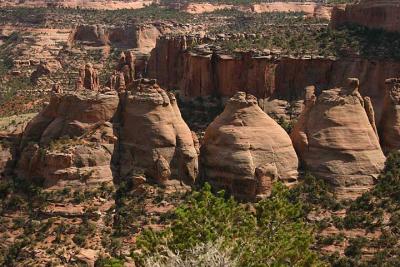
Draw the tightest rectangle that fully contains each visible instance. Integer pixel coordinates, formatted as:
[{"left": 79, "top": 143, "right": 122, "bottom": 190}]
[
  {"left": 291, "top": 79, "right": 386, "bottom": 199},
  {"left": 201, "top": 92, "right": 299, "bottom": 200},
  {"left": 119, "top": 79, "right": 199, "bottom": 185}
]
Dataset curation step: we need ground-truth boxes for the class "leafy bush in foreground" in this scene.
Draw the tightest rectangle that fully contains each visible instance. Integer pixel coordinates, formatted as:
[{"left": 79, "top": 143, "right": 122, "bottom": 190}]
[{"left": 134, "top": 183, "right": 323, "bottom": 266}]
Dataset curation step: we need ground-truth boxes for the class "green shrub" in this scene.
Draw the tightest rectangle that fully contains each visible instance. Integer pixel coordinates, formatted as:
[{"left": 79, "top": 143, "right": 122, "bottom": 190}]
[{"left": 134, "top": 182, "right": 323, "bottom": 266}]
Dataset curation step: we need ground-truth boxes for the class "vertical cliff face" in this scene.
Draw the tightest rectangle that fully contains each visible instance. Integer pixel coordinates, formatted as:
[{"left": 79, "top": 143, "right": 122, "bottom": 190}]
[
  {"left": 201, "top": 92, "right": 299, "bottom": 200},
  {"left": 147, "top": 36, "right": 400, "bottom": 123},
  {"left": 379, "top": 78, "right": 400, "bottom": 153},
  {"left": 291, "top": 79, "right": 386, "bottom": 199},
  {"left": 331, "top": 0, "right": 400, "bottom": 33},
  {"left": 147, "top": 35, "right": 192, "bottom": 90},
  {"left": 181, "top": 52, "right": 214, "bottom": 97}
]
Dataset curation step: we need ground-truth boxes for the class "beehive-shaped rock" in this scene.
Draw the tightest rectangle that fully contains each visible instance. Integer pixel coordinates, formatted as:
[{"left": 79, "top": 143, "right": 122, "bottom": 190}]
[
  {"left": 201, "top": 92, "right": 299, "bottom": 200},
  {"left": 291, "top": 79, "right": 386, "bottom": 199},
  {"left": 120, "top": 79, "right": 198, "bottom": 185}
]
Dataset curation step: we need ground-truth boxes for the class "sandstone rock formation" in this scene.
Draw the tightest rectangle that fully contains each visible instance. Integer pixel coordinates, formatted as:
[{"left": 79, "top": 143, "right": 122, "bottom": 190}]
[
  {"left": 76, "top": 63, "right": 100, "bottom": 91},
  {"left": 69, "top": 25, "right": 108, "bottom": 47},
  {"left": 201, "top": 92, "right": 299, "bottom": 200},
  {"left": 18, "top": 90, "right": 119, "bottom": 187},
  {"left": 30, "top": 61, "right": 61, "bottom": 85},
  {"left": 148, "top": 36, "right": 400, "bottom": 123},
  {"left": 379, "top": 78, "right": 400, "bottom": 153},
  {"left": 179, "top": 2, "right": 332, "bottom": 19},
  {"left": 331, "top": 0, "right": 400, "bottom": 33},
  {"left": 119, "top": 79, "right": 198, "bottom": 185},
  {"left": 291, "top": 79, "right": 386, "bottom": 199}
]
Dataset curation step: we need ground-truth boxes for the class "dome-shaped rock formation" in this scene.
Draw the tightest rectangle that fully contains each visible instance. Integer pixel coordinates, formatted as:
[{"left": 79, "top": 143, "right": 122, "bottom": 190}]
[
  {"left": 119, "top": 79, "right": 198, "bottom": 185},
  {"left": 291, "top": 78, "right": 386, "bottom": 199},
  {"left": 18, "top": 90, "right": 119, "bottom": 188},
  {"left": 201, "top": 91, "right": 299, "bottom": 200},
  {"left": 380, "top": 78, "right": 400, "bottom": 153}
]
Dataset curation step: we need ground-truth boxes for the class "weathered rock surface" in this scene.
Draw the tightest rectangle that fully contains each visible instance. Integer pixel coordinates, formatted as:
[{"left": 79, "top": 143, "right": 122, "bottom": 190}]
[
  {"left": 21, "top": 91, "right": 118, "bottom": 146},
  {"left": 18, "top": 91, "right": 119, "bottom": 187},
  {"left": 201, "top": 92, "right": 299, "bottom": 200},
  {"left": 76, "top": 63, "right": 100, "bottom": 91},
  {"left": 379, "top": 78, "right": 400, "bottom": 153},
  {"left": 148, "top": 36, "right": 400, "bottom": 123},
  {"left": 331, "top": 0, "right": 400, "bottom": 33},
  {"left": 119, "top": 79, "right": 198, "bottom": 185},
  {"left": 291, "top": 79, "right": 386, "bottom": 199}
]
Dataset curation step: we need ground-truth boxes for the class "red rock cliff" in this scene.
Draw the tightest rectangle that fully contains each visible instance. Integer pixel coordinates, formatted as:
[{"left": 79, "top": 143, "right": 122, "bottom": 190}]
[
  {"left": 148, "top": 36, "right": 400, "bottom": 123},
  {"left": 331, "top": 0, "right": 400, "bottom": 33}
]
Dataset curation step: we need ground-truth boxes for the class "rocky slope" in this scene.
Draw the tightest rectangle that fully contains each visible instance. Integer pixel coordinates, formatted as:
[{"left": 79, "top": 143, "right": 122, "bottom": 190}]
[{"left": 201, "top": 91, "right": 298, "bottom": 200}]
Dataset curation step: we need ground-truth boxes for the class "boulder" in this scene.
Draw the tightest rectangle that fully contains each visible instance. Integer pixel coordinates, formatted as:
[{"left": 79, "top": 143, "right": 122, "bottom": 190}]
[
  {"left": 120, "top": 79, "right": 198, "bottom": 185},
  {"left": 201, "top": 92, "right": 299, "bottom": 200},
  {"left": 291, "top": 79, "right": 386, "bottom": 199},
  {"left": 379, "top": 78, "right": 400, "bottom": 153}
]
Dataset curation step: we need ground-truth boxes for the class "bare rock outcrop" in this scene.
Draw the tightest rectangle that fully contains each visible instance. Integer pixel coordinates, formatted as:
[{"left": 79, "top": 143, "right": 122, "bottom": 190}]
[
  {"left": 18, "top": 90, "right": 119, "bottom": 187},
  {"left": 201, "top": 92, "right": 299, "bottom": 200},
  {"left": 69, "top": 25, "right": 108, "bottom": 47},
  {"left": 76, "top": 63, "right": 100, "bottom": 91},
  {"left": 379, "top": 78, "right": 400, "bottom": 153},
  {"left": 30, "top": 61, "right": 61, "bottom": 85},
  {"left": 291, "top": 79, "right": 386, "bottom": 199},
  {"left": 119, "top": 79, "right": 198, "bottom": 185},
  {"left": 331, "top": 0, "right": 400, "bottom": 33}
]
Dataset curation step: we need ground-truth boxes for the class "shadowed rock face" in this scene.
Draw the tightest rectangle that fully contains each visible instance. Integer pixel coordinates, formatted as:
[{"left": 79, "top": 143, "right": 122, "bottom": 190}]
[
  {"left": 201, "top": 92, "right": 299, "bottom": 200},
  {"left": 120, "top": 79, "right": 199, "bottom": 185},
  {"left": 291, "top": 79, "right": 386, "bottom": 199},
  {"left": 380, "top": 78, "right": 400, "bottom": 153}
]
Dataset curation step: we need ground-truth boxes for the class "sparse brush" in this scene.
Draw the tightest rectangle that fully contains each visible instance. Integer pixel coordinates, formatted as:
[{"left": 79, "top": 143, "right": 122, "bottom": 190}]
[{"left": 143, "top": 239, "right": 237, "bottom": 267}]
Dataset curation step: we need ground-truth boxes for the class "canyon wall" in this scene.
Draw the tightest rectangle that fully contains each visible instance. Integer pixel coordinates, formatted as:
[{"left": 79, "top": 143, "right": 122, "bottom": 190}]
[
  {"left": 331, "top": 0, "right": 400, "bottom": 33},
  {"left": 68, "top": 23, "right": 163, "bottom": 51},
  {"left": 148, "top": 36, "right": 400, "bottom": 122},
  {"left": 178, "top": 2, "right": 332, "bottom": 19}
]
